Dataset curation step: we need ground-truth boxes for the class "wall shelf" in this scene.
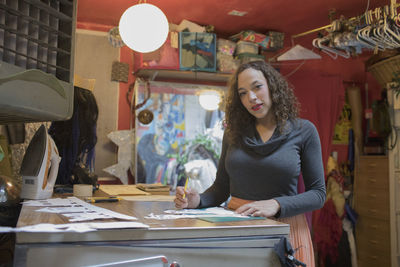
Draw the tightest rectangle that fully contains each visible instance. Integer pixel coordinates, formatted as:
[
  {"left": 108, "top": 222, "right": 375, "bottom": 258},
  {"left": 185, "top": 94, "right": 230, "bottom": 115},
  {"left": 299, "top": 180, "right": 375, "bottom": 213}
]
[{"left": 134, "top": 69, "right": 231, "bottom": 84}]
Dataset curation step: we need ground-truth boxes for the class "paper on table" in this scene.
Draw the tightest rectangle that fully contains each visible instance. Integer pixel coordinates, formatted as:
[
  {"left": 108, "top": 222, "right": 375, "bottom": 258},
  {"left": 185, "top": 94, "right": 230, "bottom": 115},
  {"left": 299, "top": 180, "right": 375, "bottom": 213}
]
[
  {"left": 36, "top": 207, "right": 88, "bottom": 213},
  {"left": 99, "top": 185, "right": 150, "bottom": 196},
  {"left": 0, "top": 221, "right": 149, "bottom": 233},
  {"left": 198, "top": 216, "right": 266, "bottom": 223},
  {"left": 24, "top": 197, "right": 138, "bottom": 222},
  {"left": 145, "top": 207, "right": 254, "bottom": 220},
  {"left": 23, "top": 198, "right": 82, "bottom": 207},
  {"left": 164, "top": 207, "right": 237, "bottom": 215}
]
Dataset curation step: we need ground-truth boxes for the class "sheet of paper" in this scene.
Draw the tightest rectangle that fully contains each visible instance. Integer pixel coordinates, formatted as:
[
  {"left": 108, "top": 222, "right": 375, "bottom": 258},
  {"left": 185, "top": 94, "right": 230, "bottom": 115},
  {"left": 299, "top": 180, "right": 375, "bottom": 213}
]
[
  {"left": 198, "top": 216, "right": 266, "bottom": 223},
  {"left": 164, "top": 207, "right": 238, "bottom": 215},
  {"left": 0, "top": 221, "right": 149, "bottom": 233},
  {"left": 24, "top": 197, "right": 137, "bottom": 222},
  {"left": 23, "top": 198, "right": 82, "bottom": 207},
  {"left": 36, "top": 207, "right": 88, "bottom": 213},
  {"left": 145, "top": 207, "right": 254, "bottom": 220}
]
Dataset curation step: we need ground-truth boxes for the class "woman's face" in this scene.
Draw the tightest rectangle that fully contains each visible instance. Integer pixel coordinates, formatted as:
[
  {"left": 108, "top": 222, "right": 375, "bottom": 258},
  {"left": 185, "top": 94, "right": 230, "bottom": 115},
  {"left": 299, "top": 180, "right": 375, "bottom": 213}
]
[{"left": 237, "top": 68, "right": 273, "bottom": 121}]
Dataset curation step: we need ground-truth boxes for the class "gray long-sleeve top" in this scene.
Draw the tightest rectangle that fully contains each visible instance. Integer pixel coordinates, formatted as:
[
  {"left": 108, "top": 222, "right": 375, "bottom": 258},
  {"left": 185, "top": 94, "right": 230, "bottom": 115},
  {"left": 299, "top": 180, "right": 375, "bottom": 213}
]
[{"left": 199, "top": 119, "right": 326, "bottom": 218}]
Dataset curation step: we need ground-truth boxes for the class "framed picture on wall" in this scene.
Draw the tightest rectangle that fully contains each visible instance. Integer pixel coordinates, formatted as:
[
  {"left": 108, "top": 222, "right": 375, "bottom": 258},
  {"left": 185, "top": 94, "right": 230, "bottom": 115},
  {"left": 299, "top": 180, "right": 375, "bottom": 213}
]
[{"left": 134, "top": 80, "right": 225, "bottom": 191}]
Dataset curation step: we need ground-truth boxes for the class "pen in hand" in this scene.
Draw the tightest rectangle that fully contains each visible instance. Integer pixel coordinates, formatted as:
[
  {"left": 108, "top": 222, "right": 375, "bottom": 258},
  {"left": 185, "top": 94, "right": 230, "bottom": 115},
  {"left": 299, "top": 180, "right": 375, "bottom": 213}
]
[
  {"left": 85, "top": 197, "right": 120, "bottom": 203},
  {"left": 182, "top": 177, "right": 189, "bottom": 199}
]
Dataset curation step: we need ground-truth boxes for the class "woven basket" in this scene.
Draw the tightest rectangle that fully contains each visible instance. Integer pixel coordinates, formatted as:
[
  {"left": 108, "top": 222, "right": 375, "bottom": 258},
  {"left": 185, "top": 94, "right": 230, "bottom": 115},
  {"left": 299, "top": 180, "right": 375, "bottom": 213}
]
[{"left": 367, "top": 54, "right": 400, "bottom": 88}]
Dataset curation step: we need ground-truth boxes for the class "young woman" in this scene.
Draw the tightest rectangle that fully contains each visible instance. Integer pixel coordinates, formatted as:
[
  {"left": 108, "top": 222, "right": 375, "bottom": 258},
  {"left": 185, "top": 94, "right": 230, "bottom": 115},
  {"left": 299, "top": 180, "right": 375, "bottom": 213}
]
[{"left": 174, "top": 61, "right": 326, "bottom": 266}]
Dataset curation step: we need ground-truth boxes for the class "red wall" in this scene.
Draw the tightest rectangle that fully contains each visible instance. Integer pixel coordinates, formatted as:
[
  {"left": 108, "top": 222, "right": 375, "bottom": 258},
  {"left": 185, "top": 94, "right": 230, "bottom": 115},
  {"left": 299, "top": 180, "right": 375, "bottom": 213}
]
[
  {"left": 277, "top": 47, "right": 383, "bottom": 164},
  {"left": 76, "top": 23, "right": 384, "bottom": 163}
]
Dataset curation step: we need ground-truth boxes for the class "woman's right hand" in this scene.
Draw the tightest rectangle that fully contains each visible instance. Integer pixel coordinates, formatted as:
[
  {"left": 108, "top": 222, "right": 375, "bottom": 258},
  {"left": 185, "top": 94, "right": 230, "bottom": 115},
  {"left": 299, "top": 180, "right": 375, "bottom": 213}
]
[{"left": 174, "top": 186, "right": 200, "bottom": 209}]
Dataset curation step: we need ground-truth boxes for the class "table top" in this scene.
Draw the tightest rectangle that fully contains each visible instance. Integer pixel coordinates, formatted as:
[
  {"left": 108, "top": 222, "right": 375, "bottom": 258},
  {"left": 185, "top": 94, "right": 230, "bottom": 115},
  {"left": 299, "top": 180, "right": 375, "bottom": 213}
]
[{"left": 16, "top": 198, "right": 290, "bottom": 244}]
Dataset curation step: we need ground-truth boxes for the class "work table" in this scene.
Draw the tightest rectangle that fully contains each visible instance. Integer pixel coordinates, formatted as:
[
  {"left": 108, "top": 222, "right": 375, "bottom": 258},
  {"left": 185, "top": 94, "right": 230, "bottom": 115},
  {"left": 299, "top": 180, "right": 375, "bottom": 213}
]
[{"left": 15, "top": 198, "right": 289, "bottom": 267}]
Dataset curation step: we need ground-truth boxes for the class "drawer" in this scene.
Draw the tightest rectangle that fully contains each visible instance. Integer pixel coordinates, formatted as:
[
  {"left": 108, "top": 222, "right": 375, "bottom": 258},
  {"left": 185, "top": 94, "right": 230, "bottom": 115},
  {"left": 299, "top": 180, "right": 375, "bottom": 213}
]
[
  {"left": 356, "top": 222, "right": 390, "bottom": 253},
  {"left": 354, "top": 187, "right": 388, "bottom": 202},
  {"left": 357, "top": 254, "right": 390, "bottom": 267},
  {"left": 354, "top": 196, "right": 389, "bottom": 218},
  {"left": 354, "top": 188, "right": 389, "bottom": 217},
  {"left": 355, "top": 216, "right": 390, "bottom": 237},
  {"left": 358, "top": 157, "right": 388, "bottom": 170},
  {"left": 357, "top": 247, "right": 390, "bottom": 267},
  {"left": 355, "top": 172, "right": 388, "bottom": 190}
]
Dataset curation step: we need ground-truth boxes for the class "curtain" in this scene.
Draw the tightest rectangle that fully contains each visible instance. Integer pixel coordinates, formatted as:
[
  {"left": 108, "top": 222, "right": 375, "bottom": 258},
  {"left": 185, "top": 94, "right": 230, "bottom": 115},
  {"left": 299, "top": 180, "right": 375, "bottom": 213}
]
[{"left": 287, "top": 71, "right": 345, "bottom": 227}]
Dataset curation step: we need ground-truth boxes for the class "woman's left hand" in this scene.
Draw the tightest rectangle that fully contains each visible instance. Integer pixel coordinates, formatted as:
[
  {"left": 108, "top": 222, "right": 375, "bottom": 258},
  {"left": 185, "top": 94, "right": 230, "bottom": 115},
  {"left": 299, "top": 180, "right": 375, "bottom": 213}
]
[{"left": 235, "top": 199, "right": 281, "bottom": 218}]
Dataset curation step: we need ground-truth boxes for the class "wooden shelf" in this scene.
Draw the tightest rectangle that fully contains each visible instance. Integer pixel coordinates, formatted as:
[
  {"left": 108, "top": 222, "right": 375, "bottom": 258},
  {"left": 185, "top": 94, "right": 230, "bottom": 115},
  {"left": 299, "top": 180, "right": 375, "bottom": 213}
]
[{"left": 134, "top": 69, "right": 231, "bottom": 83}]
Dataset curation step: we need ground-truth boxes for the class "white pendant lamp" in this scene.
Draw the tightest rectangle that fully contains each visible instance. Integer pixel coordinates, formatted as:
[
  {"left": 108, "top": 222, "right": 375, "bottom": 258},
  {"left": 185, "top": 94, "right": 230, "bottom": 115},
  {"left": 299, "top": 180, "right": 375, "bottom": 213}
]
[
  {"left": 119, "top": 3, "right": 169, "bottom": 53},
  {"left": 199, "top": 91, "right": 221, "bottom": 111}
]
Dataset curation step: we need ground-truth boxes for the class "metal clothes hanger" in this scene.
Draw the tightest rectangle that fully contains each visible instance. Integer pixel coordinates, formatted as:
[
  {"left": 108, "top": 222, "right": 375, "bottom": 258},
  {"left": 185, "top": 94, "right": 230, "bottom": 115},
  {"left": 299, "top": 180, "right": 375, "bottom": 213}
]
[{"left": 312, "top": 36, "right": 351, "bottom": 59}]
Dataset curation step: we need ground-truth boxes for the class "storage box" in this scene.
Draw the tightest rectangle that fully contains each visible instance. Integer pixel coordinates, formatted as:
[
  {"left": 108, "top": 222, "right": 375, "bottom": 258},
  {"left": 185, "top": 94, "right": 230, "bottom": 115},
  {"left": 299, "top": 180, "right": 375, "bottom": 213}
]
[
  {"left": 217, "top": 38, "right": 236, "bottom": 56},
  {"left": 267, "top": 31, "right": 285, "bottom": 51},
  {"left": 133, "top": 32, "right": 180, "bottom": 72},
  {"left": 237, "top": 53, "right": 265, "bottom": 64},
  {"left": 235, "top": 41, "right": 259, "bottom": 55},
  {"left": 230, "top": 30, "right": 270, "bottom": 50},
  {"left": 179, "top": 32, "right": 216, "bottom": 72},
  {"left": 217, "top": 53, "right": 239, "bottom": 73}
]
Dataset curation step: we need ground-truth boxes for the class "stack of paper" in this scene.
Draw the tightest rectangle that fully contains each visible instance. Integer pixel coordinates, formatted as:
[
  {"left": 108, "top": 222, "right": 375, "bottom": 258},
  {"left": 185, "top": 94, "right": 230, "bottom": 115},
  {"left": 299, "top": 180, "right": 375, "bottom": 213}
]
[
  {"left": 136, "top": 183, "right": 171, "bottom": 195},
  {"left": 99, "top": 185, "right": 150, "bottom": 196}
]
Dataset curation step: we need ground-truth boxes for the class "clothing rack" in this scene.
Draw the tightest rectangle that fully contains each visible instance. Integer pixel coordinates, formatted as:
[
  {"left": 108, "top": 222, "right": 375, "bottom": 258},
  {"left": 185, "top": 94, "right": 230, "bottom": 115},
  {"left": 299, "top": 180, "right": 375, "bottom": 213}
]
[{"left": 292, "top": 0, "right": 399, "bottom": 39}]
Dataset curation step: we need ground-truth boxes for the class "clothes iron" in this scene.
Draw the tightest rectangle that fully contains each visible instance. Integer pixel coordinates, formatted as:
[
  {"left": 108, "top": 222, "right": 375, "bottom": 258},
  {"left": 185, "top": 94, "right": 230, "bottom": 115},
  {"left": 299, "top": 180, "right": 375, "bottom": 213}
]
[{"left": 20, "top": 125, "right": 61, "bottom": 199}]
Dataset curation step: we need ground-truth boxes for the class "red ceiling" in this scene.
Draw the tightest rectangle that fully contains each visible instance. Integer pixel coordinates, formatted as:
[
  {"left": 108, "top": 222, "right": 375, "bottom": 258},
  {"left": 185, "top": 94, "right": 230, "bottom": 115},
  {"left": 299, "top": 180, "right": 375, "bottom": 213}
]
[{"left": 76, "top": 0, "right": 389, "bottom": 39}]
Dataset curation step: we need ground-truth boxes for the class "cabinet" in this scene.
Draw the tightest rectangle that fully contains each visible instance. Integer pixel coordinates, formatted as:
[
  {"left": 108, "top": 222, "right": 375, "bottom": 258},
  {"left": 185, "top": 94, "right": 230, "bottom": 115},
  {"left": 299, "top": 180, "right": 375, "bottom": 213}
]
[
  {"left": 354, "top": 156, "right": 392, "bottom": 267},
  {"left": 388, "top": 85, "right": 400, "bottom": 267},
  {"left": 353, "top": 84, "right": 400, "bottom": 267},
  {"left": 0, "top": 0, "right": 76, "bottom": 123}
]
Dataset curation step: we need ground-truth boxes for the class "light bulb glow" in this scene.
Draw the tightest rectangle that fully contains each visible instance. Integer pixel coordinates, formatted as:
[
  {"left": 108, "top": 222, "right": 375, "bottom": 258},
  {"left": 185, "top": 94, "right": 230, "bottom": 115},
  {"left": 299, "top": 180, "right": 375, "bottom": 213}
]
[
  {"left": 119, "top": 3, "right": 169, "bottom": 53},
  {"left": 199, "top": 91, "right": 221, "bottom": 111}
]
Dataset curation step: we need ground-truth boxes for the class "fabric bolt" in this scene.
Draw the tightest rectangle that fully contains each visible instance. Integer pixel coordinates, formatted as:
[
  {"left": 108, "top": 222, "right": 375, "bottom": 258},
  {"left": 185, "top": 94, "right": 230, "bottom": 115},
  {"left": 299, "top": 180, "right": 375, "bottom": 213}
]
[
  {"left": 199, "top": 119, "right": 326, "bottom": 218},
  {"left": 228, "top": 196, "right": 314, "bottom": 267}
]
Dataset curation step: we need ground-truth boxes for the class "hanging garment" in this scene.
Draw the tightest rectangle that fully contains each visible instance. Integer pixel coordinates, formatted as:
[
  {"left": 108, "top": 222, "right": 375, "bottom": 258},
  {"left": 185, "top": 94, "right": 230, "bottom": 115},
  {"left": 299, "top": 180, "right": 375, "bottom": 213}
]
[
  {"left": 342, "top": 218, "right": 358, "bottom": 267},
  {"left": 49, "top": 86, "right": 99, "bottom": 185}
]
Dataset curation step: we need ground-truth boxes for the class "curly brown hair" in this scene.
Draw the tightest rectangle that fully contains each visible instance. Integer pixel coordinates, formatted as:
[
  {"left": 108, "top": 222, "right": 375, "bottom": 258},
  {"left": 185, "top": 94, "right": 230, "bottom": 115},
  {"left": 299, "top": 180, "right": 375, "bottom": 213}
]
[{"left": 224, "top": 61, "right": 299, "bottom": 144}]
